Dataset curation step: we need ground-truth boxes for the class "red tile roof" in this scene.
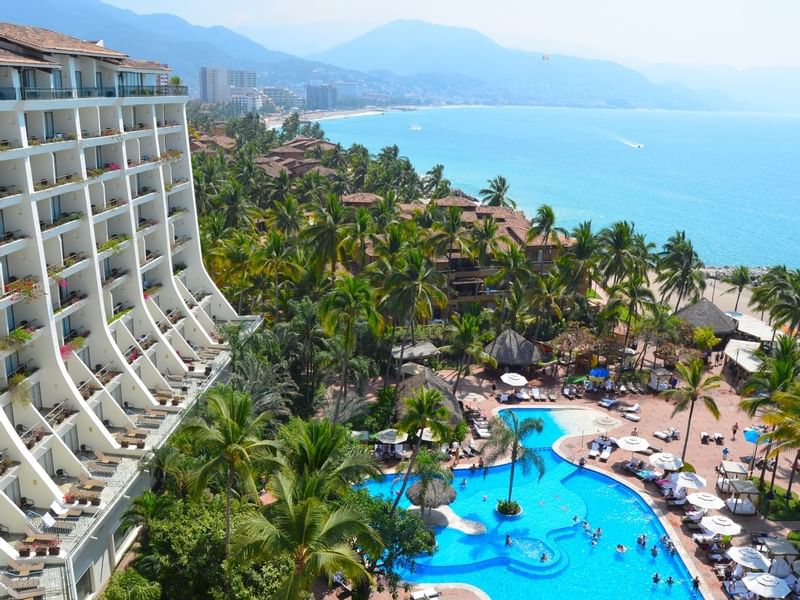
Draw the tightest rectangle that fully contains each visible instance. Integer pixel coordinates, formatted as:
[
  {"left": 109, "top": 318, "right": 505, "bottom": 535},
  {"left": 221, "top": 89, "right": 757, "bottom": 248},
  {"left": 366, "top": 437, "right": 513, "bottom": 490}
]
[
  {"left": 0, "top": 22, "right": 126, "bottom": 58},
  {"left": 116, "top": 58, "right": 170, "bottom": 72},
  {"left": 0, "top": 47, "right": 59, "bottom": 69}
]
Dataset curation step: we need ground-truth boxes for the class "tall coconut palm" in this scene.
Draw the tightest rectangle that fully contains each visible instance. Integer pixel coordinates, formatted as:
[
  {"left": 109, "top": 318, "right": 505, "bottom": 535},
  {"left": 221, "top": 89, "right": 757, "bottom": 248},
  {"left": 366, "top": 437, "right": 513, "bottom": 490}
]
[
  {"left": 528, "top": 271, "right": 565, "bottom": 344},
  {"left": 750, "top": 266, "right": 791, "bottom": 321},
  {"left": 722, "top": 266, "right": 751, "bottom": 312},
  {"left": 257, "top": 231, "right": 299, "bottom": 317},
  {"left": 429, "top": 206, "right": 471, "bottom": 314},
  {"left": 320, "top": 275, "right": 382, "bottom": 424},
  {"left": 390, "top": 388, "right": 452, "bottom": 515},
  {"left": 481, "top": 412, "right": 545, "bottom": 509},
  {"left": 608, "top": 272, "right": 655, "bottom": 379},
  {"left": 634, "top": 303, "right": 682, "bottom": 371},
  {"left": 762, "top": 382, "right": 800, "bottom": 499},
  {"left": 341, "top": 207, "right": 374, "bottom": 271},
  {"left": 597, "top": 221, "right": 652, "bottom": 287},
  {"left": 382, "top": 248, "right": 446, "bottom": 347},
  {"left": 470, "top": 216, "right": 508, "bottom": 267},
  {"left": 217, "top": 178, "right": 254, "bottom": 229},
  {"left": 120, "top": 490, "right": 173, "bottom": 551},
  {"left": 769, "top": 270, "right": 800, "bottom": 334},
  {"left": 233, "top": 472, "right": 381, "bottom": 600},
  {"left": 440, "top": 313, "right": 496, "bottom": 395},
  {"left": 660, "top": 359, "right": 722, "bottom": 462},
  {"left": 479, "top": 175, "right": 516, "bottom": 208},
  {"left": 184, "top": 385, "right": 276, "bottom": 558},
  {"left": 267, "top": 195, "right": 304, "bottom": 239},
  {"left": 302, "top": 194, "right": 350, "bottom": 285},
  {"left": 657, "top": 231, "right": 706, "bottom": 312},
  {"left": 561, "top": 220, "right": 598, "bottom": 294},
  {"left": 527, "top": 204, "right": 568, "bottom": 275}
]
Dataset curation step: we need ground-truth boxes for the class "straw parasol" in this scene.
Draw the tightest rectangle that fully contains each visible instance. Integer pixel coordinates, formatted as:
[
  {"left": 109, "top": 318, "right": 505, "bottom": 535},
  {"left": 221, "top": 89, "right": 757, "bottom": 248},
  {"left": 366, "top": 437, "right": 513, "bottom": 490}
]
[
  {"left": 650, "top": 453, "right": 684, "bottom": 471},
  {"left": 742, "top": 573, "right": 791, "bottom": 598},
  {"left": 687, "top": 492, "right": 726, "bottom": 510},
  {"left": 406, "top": 479, "right": 456, "bottom": 512},
  {"left": 669, "top": 471, "right": 707, "bottom": 490},
  {"left": 675, "top": 298, "right": 738, "bottom": 336},
  {"left": 727, "top": 546, "right": 771, "bottom": 571},
  {"left": 396, "top": 368, "right": 463, "bottom": 426},
  {"left": 700, "top": 515, "right": 742, "bottom": 536},
  {"left": 485, "top": 329, "right": 542, "bottom": 367}
]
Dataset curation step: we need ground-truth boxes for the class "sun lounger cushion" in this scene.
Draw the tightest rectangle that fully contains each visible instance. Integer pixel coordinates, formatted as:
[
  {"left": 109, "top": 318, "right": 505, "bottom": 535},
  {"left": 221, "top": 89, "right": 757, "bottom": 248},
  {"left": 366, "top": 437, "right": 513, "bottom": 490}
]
[
  {"left": 622, "top": 413, "right": 640, "bottom": 422},
  {"left": 621, "top": 403, "right": 640, "bottom": 413},
  {"left": 422, "top": 588, "right": 439, "bottom": 599},
  {"left": 598, "top": 398, "right": 618, "bottom": 408},
  {"left": 599, "top": 447, "right": 612, "bottom": 462},
  {"left": 411, "top": 592, "right": 427, "bottom": 600}
]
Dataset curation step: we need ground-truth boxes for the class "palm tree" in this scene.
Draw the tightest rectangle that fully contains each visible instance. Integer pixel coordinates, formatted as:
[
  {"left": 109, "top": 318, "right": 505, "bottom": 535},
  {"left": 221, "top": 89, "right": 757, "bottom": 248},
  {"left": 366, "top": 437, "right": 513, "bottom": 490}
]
[
  {"left": 302, "top": 194, "right": 350, "bottom": 285},
  {"left": 597, "top": 221, "right": 652, "bottom": 287},
  {"left": 120, "top": 490, "right": 173, "bottom": 551},
  {"left": 382, "top": 248, "right": 446, "bottom": 347},
  {"left": 750, "top": 266, "right": 791, "bottom": 322},
  {"left": 660, "top": 359, "right": 723, "bottom": 462},
  {"left": 527, "top": 204, "right": 567, "bottom": 275},
  {"left": 429, "top": 206, "right": 471, "bottom": 313},
  {"left": 257, "top": 231, "right": 299, "bottom": 317},
  {"left": 470, "top": 216, "right": 508, "bottom": 267},
  {"left": 634, "top": 303, "right": 681, "bottom": 371},
  {"left": 341, "top": 207, "right": 374, "bottom": 271},
  {"left": 763, "top": 382, "right": 800, "bottom": 499},
  {"left": 216, "top": 178, "right": 254, "bottom": 229},
  {"left": 479, "top": 175, "right": 516, "bottom": 208},
  {"left": 440, "top": 313, "right": 496, "bottom": 395},
  {"left": 233, "top": 472, "right": 381, "bottom": 600},
  {"left": 399, "top": 450, "right": 454, "bottom": 515},
  {"left": 267, "top": 195, "right": 304, "bottom": 239},
  {"left": 769, "top": 270, "right": 800, "bottom": 334},
  {"left": 561, "top": 221, "right": 597, "bottom": 295},
  {"left": 390, "top": 388, "right": 452, "bottom": 515},
  {"left": 184, "top": 385, "right": 276, "bottom": 557},
  {"left": 722, "top": 266, "right": 751, "bottom": 312},
  {"left": 607, "top": 272, "right": 655, "bottom": 379},
  {"left": 657, "top": 231, "right": 706, "bottom": 312},
  {"left": 481, "top": 412, "right": 545, "bottom": 510},
  {"left": 320, "top": 274, "right": 382, "bottom": 424},
  {"left": 528, "top": 271, "right": 565, "bottom": 344}
]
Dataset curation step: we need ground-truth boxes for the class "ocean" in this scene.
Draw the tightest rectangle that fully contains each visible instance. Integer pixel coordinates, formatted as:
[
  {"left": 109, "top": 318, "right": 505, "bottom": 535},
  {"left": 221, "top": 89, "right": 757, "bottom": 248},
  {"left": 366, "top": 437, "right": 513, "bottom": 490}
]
[{"left": 321, "top": 107, "right": 800, "bottom": 267}]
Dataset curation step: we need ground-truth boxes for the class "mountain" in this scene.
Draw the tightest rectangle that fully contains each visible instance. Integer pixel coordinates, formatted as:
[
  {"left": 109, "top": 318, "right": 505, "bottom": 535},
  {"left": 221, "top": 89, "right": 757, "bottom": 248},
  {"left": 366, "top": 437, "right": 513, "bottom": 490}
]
[
  {"left": 310, "top": 20, "right": 723, "bottom": 109},
  {"left": 0, "top": 0, "right": 363, "bottom": 91},
  {"left": 641, "top": 64, "right": 800, "bottom": 113}
]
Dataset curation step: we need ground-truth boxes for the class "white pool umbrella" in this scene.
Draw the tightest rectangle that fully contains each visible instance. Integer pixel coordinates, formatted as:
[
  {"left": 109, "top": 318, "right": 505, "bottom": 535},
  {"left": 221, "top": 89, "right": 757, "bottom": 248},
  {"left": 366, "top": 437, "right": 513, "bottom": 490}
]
[
  {"left": 700, "top": 515, "right": 742, "bottom": 536},
  {"left": 687, "top": 492, "right": 725, "bottom": 510},
  {"left": 376, "top": 429, "right": 408, "bottom": 445},
  {"left": 742, "top": 573, "right": 791, "bottom": 598},
  {"left": 617, "top": 436, "right": 650, "bottom": 452},
  {"left": 650, "top": 452, "right": 684, "bottom": 471},
  {"left": 500, "top": 372, "right": 528, "bottom": 387},
  {"left": 669, "top": 471, "right": 707, "bottom": 490},
  {"left": 727, "top": 546, "right": 770, "bottom": 571}
]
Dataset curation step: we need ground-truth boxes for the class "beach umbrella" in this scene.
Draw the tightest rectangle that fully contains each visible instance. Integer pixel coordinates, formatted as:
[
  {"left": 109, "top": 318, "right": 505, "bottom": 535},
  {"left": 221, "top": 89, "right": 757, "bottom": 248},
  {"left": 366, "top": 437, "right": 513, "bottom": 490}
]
[
  {"left": 727, "top": 546, "right": 771, "bottom": 571},
  {"left": 588, "top": 367, "right": 610, "bottom": 379},
  {"left": 376, "top": 429, "right": 408, "bottom": 445},
  {"left": 792, "top": 560, "right": 800, "bottom": 576},
  {"left": 650, "top": 452, "right": 684, "bottom": 471},
  {"left": 617, "top": 436, "right": 650, "bottom": 452},
  {"left": 669, "top": 471, "right": 707, "bottom": 490},
  {"left": 700, "top": 515, "right": 742, "bottom": 536},
  {"left": 742, "top": 573, "right": 791, "bottom": 598},
  {"left": 744, "top": 428, "right": 761, "bottom": 444},
  {"left": 687, "top": 492, "right": 726, "bottom": 510},
  {"left": 406, "top": 479, "right": 456, "bottom": 511},
  {"left": 500, "top": 372, "right": 528, "bottom": 387}
]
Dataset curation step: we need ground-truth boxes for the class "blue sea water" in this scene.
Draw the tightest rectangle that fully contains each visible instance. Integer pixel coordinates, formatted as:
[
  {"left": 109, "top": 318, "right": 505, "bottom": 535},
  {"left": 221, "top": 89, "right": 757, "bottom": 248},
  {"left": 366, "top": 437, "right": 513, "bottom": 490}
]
[
  {"left": 363, "top": 408, "right": 698, "bottom": 600},
  {"left": 322, "top": 107, "right": 800, "bottom": 267}
]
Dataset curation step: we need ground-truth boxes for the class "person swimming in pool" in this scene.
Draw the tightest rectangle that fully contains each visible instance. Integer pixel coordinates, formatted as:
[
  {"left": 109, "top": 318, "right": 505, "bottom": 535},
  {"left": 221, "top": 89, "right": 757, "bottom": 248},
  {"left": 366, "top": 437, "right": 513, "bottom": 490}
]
[
  {"left": 572, "top": 515, "right": 579, "bottom": 524},
  {"left": 595, "top": 527, "right": 602, "bottom": 537},
  {"left": 637, "top": 534, "right": 647, "bottom": 547},
  {"left": 666, "top": 576, "right": 675, "bottom": 587},
  {"left": 651, "top": 545, "right": 659, "bottom": 558},
  {"left": 652, "top": 573, "right": 661, "bottom": 584},
  {"left": 505, "top": 533, "right": 512, "bottom": 546},
  {"left": 583, "top": 520, "right": 590, "bottom": 531},
  {"left": 540, "top": 552, "right": 548, "bottom": 562},
  {"left": 616, "top": 544, "right": 627, "bottom": 553}
]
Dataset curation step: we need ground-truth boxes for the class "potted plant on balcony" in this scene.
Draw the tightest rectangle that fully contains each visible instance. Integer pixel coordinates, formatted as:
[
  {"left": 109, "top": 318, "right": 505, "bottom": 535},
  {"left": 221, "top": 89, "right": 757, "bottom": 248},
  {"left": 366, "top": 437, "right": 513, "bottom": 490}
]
[
  {"left": 63, "top": 492, "right": 76, "bottom": 505},
  {"left": 7, "top": 277, "right": 39, "bottom": 300},
  {"left": 136, "top": 440, "right": 145, "bottom": 449},
  {"left": 158, "top": 397, "right": 167, "bottom": 406},
  {"left": 34, "top": 545, "right": 48, "bottom": 557},
  {"left": 90, "top": 497, "right": 101, "bottom": 506},
  {"left": 17, "top": 544, "right": 30, "bottom": 557},
  {"left": 171, "top": 398, "right": 180, "bottom": 406},
  {"left": 48, "top": 540, "right": 61, "bottom": 555}
]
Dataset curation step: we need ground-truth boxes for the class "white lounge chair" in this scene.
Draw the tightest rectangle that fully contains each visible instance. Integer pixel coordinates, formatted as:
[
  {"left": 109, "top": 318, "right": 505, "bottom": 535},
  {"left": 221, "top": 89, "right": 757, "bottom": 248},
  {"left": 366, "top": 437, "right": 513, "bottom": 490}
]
[
  {"left": 623, "top": 413, "right": 640, "bottom": 422},
  {"left": 532, "top": 387, "right": 541, "bottom": 401},
  {"left": 589, "top": 442, "right": 600, "bottom": 459},
  {"left": 653, "top": 430, "right": 673, "bottom": 441},
  {"left": 422, "top": 587, "right": 439, "bottom": 599},
  {"left": 599, "top": 446, "right": 612, "bottom": 462},
  {"left": 700, "top": 431, "right": 710, "bottom": 443},
  {"left": 474, "top": 427, "right": 491, "bottom": 439},
  {"left": 411, "top": 591, "right": 427, "bottom": 600},
  {"left": 621, "top": 403, "right": 640, "bottom": 413}
]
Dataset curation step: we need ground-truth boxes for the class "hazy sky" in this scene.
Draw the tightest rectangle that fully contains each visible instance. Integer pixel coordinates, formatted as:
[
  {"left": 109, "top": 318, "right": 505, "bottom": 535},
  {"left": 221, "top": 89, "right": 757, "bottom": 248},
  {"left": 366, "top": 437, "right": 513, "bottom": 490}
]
[{"left": 104, "top": 0, "right": 800, "bottom": 68}]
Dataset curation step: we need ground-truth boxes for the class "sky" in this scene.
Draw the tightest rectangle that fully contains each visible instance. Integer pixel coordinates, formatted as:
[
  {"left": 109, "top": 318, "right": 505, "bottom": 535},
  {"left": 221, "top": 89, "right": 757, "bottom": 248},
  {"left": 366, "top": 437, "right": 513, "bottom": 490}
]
[{"left": 102, "top": 0, "right": 800, "bottom": 68}]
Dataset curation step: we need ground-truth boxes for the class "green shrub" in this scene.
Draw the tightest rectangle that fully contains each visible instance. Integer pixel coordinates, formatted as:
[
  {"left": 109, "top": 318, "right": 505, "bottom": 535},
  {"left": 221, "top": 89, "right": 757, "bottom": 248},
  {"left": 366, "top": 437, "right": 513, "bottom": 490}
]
[
  {"left": 101, "top": 568, "right": 160, "bottom": 600},
  {"left": 497, "top": 499, "right": 521, "bottom": 515}
]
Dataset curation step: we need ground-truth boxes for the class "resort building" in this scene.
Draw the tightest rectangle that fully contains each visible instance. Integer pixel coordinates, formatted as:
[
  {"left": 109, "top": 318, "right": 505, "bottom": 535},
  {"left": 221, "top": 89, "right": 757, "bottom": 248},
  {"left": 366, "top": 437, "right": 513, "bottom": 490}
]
[
  {"left": 342, "top": 194, "right": 571, "bottom": 311},
  {"left": 262, "top": 86, "right": 305, "bottom": 111},
  {"left": 0, "top": 23, "right": 252, "bottom": 599},
  {"left": 305, "top": 84, "right": 338, "bottom": 111}
]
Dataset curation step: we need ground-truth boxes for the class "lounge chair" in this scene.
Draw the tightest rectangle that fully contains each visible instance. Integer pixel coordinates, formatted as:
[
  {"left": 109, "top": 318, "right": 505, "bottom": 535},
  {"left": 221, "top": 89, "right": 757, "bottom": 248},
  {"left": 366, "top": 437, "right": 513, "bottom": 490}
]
[
  {"left": 599, "top": 446, "right": 612, "bottom": 462},
  {"left": 598, "top": 398, "right": 619, "bottom": 409},
  {"left": 93, "top": 450, "right": 121, "bottom": 465},
  {"left": 548, "top": 393, "right": 556, "bottom": 402},
  {"left": 532, "top": 388, "right": 541, "bottom": 401},
  {"left": 588, "top": 442, "right": 600, "bottom": 459},
  {"left": 5, "top": 561, "right": 44, "bottom": 577},
  {"left": 682, "top": 508, "right": 706, "bottom": 523},
  {"left": 623, "top": 413, "right": 640, "bottom": 422},
  {"left": 621, "top": 403, "right": 640, "bottom": 413},
  {"left": 474, "top": 427, "right": 491, "bottom": 439},
  {"left": 40, "top": 512, "right": 73, "bottom": 534},
  {"left": 700, "top": 432, "right": 710, "bottom": 444},
  {"left": 714, "top": 432, "right": 724, "bottom": 445}
]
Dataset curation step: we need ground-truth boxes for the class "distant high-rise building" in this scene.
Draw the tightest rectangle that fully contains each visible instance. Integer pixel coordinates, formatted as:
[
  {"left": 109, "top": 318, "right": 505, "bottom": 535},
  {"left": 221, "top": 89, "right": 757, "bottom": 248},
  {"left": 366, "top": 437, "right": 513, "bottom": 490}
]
[
  {"left": 263, "top": 86, "right": 305, "bottom": 110},
  {"left": 227, "top": 69, "right": 256, "bottom": 89},
  {"left": 334, "top": 81, "right": 359, "bottom": 99},
  {"left": 305, "top": 84, "right": 338, "bottom": 110},
  {"left": 198, "top": 66, "right": 230, "bottom": 103},
  {"left": 230, "top": 87, "right": 265, "bottom": 112}
]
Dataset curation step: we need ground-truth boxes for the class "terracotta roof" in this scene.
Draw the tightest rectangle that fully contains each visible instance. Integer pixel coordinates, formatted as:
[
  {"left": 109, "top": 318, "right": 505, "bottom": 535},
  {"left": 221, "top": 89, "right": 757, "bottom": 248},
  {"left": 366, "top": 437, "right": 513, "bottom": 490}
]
[
  {"left": 342, "top": 192, "right": 383, "bottom": 205},
  {"left": 431, "top": 196, "right": 479, "bottom": 209},
  {"left": 0, "top": 23, "right": 126, "bottom": 58},
  {"left": 115, "top": 58, "right": 170, "bottom": 72},
  {"left": 0, "top": 46, "right": 59, "bottom": 68}
]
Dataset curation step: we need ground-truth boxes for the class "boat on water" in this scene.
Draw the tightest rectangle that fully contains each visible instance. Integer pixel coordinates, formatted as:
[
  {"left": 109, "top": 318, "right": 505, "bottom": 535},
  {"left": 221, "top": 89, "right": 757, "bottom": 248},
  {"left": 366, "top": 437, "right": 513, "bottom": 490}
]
[{"left": 410, "top": 124, "right": 423, "bottom": 131}]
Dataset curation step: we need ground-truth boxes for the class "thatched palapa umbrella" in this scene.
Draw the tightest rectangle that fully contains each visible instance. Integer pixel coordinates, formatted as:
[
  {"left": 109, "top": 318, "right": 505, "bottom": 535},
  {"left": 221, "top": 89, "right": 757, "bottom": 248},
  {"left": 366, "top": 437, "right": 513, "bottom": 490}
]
[
  {"left": 485, "top": 329, "right": 542, "bottom": 368},
  {"left": 406, "top": 479, "right": 456, "bottom": 513}
]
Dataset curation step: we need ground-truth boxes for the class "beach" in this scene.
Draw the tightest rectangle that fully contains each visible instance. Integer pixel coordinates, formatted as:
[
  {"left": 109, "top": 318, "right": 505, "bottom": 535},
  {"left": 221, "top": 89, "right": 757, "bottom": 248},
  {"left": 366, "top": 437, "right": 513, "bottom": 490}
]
[{"left": 262, "top": 107, "right": 387, "bottom": 129}]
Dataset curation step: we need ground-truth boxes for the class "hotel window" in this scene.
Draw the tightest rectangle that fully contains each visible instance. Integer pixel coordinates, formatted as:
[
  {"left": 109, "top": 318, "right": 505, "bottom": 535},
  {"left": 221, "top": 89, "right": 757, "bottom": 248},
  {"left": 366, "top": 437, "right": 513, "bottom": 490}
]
[
  {"left": 536, "top": 250, "right": 543, "bottom": 264},
  {"left": 3, "top": 478, "right": 21, "bottom": 506},
  {"left": 95, "top": 72, "right": 103, "bottom": 88},
  {"left": 52, "top": 195, "right": 62, "bottom": 220},
  {"left": 5, "top": 305, "right": 13, "bottom": 331},
  {"left": 75, "top": 566, "right": 93, "bottom": 599},
  {"left": 20, "top": 69, "right": 36, "bottom": 90},
  {"left": 52, "top": 70, "right": 62, "bottom": 90},
  {"left": 1, "top": 256, "right": 8, "bottom": 285},
  {"left": 113, "top": 521, "right": 132, "bottom": 551},
  {"left": 74, "top": 71, "right": 83, "bottom": 91},
  {"left": 44, "top": 112, "right": 54, "bottom": 140},
  {"left": 30, "top": 382, "right": 42, "bottom": 411},
  {"left": 38, "top": 449, "right": 55, "bottom": 477},
  {"left": 77, "top": 345, "right": 90, "bottom": 366},
  {"left": 62, "top": 425, "right": 79, "bottom": 453},
  {"left": 3, "top": 402, "right": 14, "bottom": 427}
]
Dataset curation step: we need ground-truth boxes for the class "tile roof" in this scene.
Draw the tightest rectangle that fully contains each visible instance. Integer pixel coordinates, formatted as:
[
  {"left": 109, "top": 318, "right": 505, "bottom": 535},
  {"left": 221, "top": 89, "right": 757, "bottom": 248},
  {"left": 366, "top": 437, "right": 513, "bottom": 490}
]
[
  {"left": 0, "top": 46, "right": 60, "bottom": 68},
  {"left": 115, "top": 58, "right": 170, "bottom": 72},
  {"left": 342, "top": 192, "right": 383, "bottom": 205},
  {"left": 0, "top": 22, "right": 126, "bottom": 58}
]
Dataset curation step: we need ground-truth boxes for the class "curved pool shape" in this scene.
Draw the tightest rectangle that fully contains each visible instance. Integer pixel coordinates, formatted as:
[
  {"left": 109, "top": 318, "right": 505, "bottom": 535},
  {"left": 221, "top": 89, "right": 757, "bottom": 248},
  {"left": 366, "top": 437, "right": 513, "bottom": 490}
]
[{"left": 363, "top": 409, "right": 700, "bottom": 600}]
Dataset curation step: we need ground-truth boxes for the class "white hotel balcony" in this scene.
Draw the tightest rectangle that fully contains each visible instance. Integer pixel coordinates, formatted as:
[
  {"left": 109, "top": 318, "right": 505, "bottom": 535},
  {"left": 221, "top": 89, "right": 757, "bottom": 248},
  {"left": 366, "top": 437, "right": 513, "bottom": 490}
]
[{"left": 0, "top": 22, "right": 256, "bottom": 600}]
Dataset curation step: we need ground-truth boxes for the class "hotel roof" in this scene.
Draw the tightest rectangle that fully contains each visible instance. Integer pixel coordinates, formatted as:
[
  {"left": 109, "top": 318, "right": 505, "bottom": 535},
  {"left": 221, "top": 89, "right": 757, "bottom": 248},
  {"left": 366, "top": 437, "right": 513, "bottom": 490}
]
[
  {"left": 0, "top": 46, "right": 59, "bottom": 69},
  {"left": 0, "top": 22, "right": 126, "bottom": 58}
]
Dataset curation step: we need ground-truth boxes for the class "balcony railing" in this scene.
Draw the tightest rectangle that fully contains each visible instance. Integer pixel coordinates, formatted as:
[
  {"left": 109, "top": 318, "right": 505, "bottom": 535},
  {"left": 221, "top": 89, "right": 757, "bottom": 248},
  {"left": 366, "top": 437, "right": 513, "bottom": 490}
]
[
  {"left": 20, "top": 87, "right": 74, "bottom": 100},
  {"left": 47, "top": 251, "right": 88, "bottom": 277},
  {"left": 102, "top": 268, "right": 128, "bottom": 287},
  {"left": 119, "top": 85, "right": 187, "bottom": 97},
  {"left": 41, "top": 211, "right": 82, "bottom": 231},
  {"left": 0, "top": 230, "right": 25, "bottom": 246},
  {"left": 0, "top": 184, "right": 19, "bottom": 198},
  {"left": 92, "top": 198, "right": 126, "bottom": 215}
]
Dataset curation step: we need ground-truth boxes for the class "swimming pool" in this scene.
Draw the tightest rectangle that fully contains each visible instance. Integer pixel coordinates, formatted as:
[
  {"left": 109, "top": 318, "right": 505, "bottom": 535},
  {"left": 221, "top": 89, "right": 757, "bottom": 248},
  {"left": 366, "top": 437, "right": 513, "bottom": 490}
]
[{"left": 363, "top": 408, "right": 701, "bottom": 600}]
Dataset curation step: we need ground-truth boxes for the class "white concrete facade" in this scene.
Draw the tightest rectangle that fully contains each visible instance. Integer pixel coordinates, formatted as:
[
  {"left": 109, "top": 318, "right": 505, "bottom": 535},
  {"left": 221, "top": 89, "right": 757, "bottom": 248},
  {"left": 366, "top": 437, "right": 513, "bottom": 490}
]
[{"left": 0, "top": 25, "right": 252, "bottom": 600}]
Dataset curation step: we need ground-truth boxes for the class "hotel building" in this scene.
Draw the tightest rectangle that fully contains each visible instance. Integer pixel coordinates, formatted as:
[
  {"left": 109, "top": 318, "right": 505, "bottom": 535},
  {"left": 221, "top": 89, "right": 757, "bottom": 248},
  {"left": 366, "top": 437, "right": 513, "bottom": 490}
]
[{"left": 0, "top": 23, "right": 252, "bottom": 599}]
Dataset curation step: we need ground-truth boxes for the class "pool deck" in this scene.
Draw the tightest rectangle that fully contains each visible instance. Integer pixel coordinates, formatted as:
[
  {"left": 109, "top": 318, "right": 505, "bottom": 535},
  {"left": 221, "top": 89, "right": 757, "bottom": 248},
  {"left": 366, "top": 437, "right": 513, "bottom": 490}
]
[{"left": 423, "top": 364, "right": 800, "bottom": 600}]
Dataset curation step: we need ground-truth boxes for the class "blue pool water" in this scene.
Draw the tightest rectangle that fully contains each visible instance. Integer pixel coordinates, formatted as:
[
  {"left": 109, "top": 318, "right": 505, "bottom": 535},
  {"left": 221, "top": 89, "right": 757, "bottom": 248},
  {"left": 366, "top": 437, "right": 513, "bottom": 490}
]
[
  {"left": 322, "top": 107, "right": 800, "bottom": 267},
  {"left": 363, "top": 409, "right": 699, "bottom": 600}
]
